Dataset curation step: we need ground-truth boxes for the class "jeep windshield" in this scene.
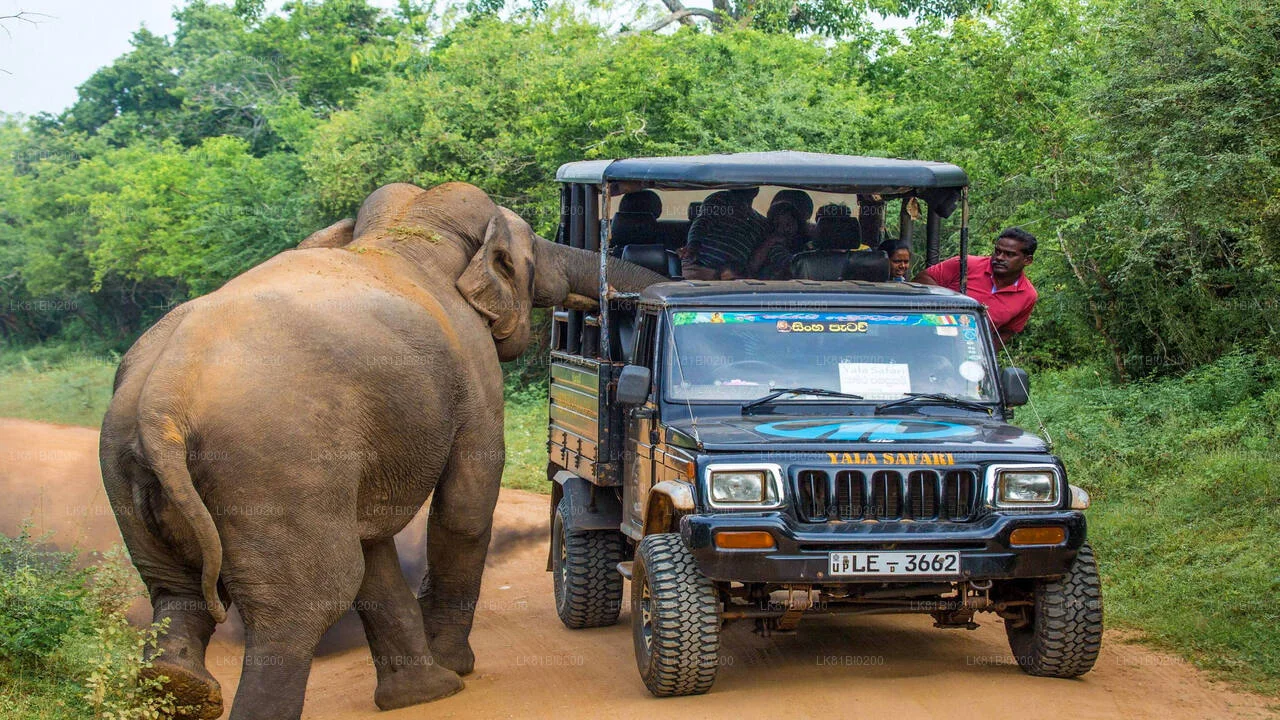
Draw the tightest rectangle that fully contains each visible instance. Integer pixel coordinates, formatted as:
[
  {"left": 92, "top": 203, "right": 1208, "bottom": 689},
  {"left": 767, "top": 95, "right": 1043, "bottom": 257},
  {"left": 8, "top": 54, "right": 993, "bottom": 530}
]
[{"left": 662, "top": 310, "right": 997, "bottom": 405}]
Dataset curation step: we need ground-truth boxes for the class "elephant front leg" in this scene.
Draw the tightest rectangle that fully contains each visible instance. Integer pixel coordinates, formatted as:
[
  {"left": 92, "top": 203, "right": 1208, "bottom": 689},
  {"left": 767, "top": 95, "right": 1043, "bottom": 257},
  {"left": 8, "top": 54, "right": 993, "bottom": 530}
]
[
  {"left": 357, "top": 538, "right": 463, "bottom": 710},
  {"left": 417, "top": 434, "right": 504, "bottom": 676}
]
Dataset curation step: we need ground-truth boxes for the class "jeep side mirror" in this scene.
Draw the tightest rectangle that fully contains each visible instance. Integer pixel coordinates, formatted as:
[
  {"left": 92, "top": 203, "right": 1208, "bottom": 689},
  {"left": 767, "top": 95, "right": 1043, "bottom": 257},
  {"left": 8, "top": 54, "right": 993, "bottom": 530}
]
[
  {"left": 1000, "top": 367, "right": 1030, "bottom": 407},
  {"left": 616, "top": 364, "right": 652, "bottom": 406}
]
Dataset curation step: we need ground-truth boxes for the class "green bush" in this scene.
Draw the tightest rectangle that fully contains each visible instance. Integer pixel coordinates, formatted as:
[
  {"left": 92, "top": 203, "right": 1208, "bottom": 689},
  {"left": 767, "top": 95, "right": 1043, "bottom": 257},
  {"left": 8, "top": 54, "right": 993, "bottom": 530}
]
[
  {"left": 0, "top": 533, "right": 183, "bottom": 719},
  {"left": 0, "top": 533, "right": 89, "bottom": 666},
  {"left": 1026, "top": 352, "right": 1280, "bottom": 693}
]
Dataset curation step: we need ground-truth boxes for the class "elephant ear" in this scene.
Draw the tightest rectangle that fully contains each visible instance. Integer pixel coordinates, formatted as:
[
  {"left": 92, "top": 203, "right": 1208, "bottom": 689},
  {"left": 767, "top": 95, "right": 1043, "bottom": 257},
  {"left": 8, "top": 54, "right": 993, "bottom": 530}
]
[{"left": 457, "top": 214, "right": 521, "bottom": 340}]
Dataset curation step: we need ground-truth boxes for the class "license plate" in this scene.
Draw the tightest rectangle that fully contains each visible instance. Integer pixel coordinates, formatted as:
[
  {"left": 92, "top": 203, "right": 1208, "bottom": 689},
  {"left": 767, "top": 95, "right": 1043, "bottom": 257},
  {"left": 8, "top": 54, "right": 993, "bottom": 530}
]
[{"left": 828, "top": 551, "right": 961, "bottom": 577}]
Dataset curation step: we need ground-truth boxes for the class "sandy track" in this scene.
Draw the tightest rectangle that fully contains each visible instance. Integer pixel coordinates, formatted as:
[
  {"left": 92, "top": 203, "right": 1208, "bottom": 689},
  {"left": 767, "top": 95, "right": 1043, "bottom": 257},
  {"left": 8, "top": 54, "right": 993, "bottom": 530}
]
[{"left": 1, "top": 416, "right": 1272, "bottom": 719}]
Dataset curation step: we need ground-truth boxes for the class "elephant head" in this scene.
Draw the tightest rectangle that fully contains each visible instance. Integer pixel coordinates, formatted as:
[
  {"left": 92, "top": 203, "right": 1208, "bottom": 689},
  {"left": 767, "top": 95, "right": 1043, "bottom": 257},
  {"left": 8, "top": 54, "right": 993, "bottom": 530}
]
[
  {"left": 457, "top": 204, "right": 668, "bottom": 361},
  {"left": 347, "top": 182, "right": 668, "bottom": 362}
]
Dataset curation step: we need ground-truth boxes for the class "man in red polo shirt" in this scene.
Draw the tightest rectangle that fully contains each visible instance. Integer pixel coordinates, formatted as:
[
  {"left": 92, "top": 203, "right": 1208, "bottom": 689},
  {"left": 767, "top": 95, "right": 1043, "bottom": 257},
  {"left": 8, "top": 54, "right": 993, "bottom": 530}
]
[{"left": 913, "top": 228, "right": 1038, "bottom": 344}]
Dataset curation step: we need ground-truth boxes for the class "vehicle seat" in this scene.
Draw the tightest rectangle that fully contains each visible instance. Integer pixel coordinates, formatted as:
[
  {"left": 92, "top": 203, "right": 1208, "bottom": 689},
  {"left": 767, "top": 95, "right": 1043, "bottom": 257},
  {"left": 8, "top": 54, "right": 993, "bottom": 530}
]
[
  {"left": 846, "top": 249, "right": 890, "bottom": 281},
  {"left": 656, "top": 220, "right": 690, "bottom": 252},
  {"left": 790, "top": 250, "right": 851, "bottom": 281},
  {"left": 611, "top": 211, "right": 658, "bottom": 249},
  {"left": 620, "top": 243, "right": 681, "bottom": 278},
  {"left": 790, "top": 249, "right": 891, "bottom": 281}
]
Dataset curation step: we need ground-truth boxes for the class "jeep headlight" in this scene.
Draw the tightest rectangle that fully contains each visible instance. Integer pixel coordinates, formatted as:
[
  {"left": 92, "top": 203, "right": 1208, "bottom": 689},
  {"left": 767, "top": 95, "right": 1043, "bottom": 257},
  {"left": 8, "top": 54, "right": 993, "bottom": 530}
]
[
  {"left": 707, "top": 465, "right": 782, "bottom": 507},
  {"left": 990, "top": 467, "right": 1060, "bottom": 507}
]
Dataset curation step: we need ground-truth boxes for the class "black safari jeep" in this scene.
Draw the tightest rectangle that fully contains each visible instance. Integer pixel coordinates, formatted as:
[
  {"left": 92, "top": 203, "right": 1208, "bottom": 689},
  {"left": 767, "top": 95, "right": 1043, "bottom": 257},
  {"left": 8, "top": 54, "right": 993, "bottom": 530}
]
[{"left": 543, "top": 152, "right": 1101, "bottom": 697}]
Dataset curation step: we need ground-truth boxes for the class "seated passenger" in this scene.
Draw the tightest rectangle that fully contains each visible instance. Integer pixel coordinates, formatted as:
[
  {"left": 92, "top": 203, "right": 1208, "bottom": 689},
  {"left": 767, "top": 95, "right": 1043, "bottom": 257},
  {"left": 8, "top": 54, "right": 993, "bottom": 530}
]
[
  {"left": 878, "top": 239, "right": 913, "bottom": 282},
  {"left": 679, "top": 190, "right": 764, "bottom": 280},
  {"left": 749, "top": 201, "right": 806, "bottom": 280}
]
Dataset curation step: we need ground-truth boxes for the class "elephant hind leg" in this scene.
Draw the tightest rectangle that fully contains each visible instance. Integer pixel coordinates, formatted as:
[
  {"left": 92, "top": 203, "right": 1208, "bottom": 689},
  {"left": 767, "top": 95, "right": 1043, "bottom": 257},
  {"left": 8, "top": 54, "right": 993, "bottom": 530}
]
[
  {"left": 102, "top": 450, "right": 222, "bottom": 718},
  {"left": 417, "top": 424, "right": 505, "bottom": 676},
  {"left": 357, "top": 538, "right": 463, "bottom": 710},
  {"left": 141, "top": 591, "right": 223, "bottom": 720},
  {"left": 223, "top": 523, "right": 365, "bottom": 720}
]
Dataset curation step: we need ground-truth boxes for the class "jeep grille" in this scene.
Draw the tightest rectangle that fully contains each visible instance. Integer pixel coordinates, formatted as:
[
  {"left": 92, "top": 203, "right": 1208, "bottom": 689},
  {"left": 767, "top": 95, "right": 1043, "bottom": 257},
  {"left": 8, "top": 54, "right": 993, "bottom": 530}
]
[{"left": 794, "top": 469, "right": 979, "bottom": 522}]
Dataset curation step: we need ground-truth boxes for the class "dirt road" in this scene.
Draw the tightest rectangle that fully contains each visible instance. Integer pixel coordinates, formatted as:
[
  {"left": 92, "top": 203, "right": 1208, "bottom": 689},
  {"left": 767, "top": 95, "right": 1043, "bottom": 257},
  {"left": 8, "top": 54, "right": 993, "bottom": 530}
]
[{"left": 2, "top": 417, "right": 1272, "bottom": 719}]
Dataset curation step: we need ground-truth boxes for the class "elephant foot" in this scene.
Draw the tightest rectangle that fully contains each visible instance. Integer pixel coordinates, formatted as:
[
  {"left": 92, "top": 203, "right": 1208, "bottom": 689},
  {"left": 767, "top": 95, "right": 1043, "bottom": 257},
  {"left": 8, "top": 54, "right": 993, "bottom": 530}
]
[
  {"left": 428, "top": 636, "right": 475, "bottom": 676},
  {"left": 141, "top": 658, "right": 224, "bottom": 720},
  {"left": 373, "top": 661, "right": 464, "bottom": 711}
]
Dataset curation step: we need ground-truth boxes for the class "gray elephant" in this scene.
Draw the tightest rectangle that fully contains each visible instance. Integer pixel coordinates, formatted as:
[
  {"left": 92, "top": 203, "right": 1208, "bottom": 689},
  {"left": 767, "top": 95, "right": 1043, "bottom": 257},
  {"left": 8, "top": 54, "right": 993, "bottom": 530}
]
[{"left": 99, "top": 182, "right": 664, "bottom": 720}]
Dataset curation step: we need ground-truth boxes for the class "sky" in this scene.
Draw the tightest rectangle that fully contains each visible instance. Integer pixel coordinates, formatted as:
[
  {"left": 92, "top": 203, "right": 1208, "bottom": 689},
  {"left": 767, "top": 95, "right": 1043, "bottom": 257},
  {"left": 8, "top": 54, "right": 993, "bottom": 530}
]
[{"left": 0, "top": 0, "right": 392, "bottom": 117}]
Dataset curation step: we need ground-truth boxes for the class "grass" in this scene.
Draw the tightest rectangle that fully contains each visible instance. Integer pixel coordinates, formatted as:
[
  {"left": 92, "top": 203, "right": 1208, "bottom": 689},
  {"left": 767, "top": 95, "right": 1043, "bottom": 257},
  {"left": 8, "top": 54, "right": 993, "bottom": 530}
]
[
  {"left": 501, "top": 383, "right": 552, "bottom": 494},
  {"left": 1023, "top": 353, "right": 1280, "bottom": 695},
  {"left": 0, "top": 350, "right": 117, "bottom": 428}
]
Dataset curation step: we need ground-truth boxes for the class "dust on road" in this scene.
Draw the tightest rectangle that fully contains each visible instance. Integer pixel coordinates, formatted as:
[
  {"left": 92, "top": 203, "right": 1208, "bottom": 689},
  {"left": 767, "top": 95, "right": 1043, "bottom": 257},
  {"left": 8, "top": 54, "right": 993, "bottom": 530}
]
[{"left": 1, "top": 417, "right": 1272, "bottom": 719}]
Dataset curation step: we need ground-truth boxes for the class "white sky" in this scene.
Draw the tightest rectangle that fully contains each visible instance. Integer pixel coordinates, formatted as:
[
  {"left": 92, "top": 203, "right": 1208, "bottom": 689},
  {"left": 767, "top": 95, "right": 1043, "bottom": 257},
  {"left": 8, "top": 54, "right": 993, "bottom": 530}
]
[{"left": 0, "top": 0, "right": 396, "bottom": 116}]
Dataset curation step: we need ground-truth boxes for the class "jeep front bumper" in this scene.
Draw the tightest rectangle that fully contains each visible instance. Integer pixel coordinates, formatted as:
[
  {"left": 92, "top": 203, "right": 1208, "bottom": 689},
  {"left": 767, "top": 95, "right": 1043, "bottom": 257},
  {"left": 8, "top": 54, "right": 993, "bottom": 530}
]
[{"left": 680, "top": 511, "right": 1086, "bottom": 583}]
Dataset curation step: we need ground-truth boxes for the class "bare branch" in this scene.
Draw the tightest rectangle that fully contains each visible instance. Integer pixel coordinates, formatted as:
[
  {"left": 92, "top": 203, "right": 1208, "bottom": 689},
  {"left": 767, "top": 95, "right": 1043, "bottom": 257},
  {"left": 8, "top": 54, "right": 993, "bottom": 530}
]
[
  {"left": 0, "top": 10, "right": 51, "bottom": 40},
  {"left": 658, "top": 0, "right": 696, "bottom": 25},
  {"left": 622, "top": 7, "right": 720, "bottom": 34}
]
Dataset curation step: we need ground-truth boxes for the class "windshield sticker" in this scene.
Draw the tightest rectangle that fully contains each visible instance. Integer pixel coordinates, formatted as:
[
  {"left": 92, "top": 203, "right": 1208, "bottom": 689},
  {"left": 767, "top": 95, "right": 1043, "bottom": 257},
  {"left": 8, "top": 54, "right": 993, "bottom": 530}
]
[
  {"left": 936, "top": 326, "right": 959, "bottom": 336},
  {"left": 777, "top": 320, "right": 869, "bottom": 333},
  {"left": 838, "top": 363, "right": 911, "bottom": 399},
  {"left": 671, "top": 311, "right": 975, "bottom": 328},
  {"left": 959, "top": 360, "right": 986, "bottom": 382},
  {"left": 754, "top": 419, "right": 978, "bottom": 443}
]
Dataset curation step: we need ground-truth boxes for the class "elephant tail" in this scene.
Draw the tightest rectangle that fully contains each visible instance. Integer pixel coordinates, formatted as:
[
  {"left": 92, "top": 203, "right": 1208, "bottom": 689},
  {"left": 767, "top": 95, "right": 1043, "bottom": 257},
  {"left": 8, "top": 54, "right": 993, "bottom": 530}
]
[{"left": 140, "top": 415, "right": 228, "bottom": 624}]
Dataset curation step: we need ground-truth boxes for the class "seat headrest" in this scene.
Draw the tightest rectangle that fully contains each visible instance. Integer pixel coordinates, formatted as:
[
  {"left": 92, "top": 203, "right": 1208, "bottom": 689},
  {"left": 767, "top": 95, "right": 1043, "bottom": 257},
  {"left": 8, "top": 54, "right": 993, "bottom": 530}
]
[
  {"left": 621, "top": 243, "right": 675, "bottom": 278},
  {"left": 611, "top": 211, "right": 658, "bottom": 248},
  {"left": 618, "top": 190, "right": 662, "bottom": 218},
  {"left": 815, "top": 214, "right": 863, "bottom": 251}
]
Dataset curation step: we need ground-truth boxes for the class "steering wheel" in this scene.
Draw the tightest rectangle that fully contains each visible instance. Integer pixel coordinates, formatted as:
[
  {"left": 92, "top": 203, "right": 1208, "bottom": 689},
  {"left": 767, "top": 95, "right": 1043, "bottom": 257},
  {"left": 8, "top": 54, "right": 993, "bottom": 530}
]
[{"left": 712, "top": 360, "right": 784, "bottom": 383}]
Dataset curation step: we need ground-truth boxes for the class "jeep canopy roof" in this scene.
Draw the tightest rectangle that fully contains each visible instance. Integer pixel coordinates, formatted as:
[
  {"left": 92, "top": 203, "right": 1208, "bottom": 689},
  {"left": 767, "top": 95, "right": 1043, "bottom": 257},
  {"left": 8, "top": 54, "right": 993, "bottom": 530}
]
[
  {"left": 556, "top": 151, "right": 968, "bottom": 192},
  {"left": 637, "top": 279, "right": 981, "bottom": 309}
]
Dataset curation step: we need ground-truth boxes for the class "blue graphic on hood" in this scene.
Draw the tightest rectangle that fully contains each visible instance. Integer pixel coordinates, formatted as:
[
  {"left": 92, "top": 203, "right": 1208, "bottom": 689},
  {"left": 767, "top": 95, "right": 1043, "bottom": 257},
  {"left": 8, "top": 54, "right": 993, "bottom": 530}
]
[{"left": 755, "top": 419, "right": 978, "bottom": 442}]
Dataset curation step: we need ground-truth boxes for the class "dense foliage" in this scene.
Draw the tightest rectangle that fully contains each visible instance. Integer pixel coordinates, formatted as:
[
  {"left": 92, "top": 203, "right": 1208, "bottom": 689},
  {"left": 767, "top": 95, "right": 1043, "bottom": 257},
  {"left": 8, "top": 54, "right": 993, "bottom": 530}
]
[{"left": 3, "top": 0, "right": 1277, "bottom": 379}]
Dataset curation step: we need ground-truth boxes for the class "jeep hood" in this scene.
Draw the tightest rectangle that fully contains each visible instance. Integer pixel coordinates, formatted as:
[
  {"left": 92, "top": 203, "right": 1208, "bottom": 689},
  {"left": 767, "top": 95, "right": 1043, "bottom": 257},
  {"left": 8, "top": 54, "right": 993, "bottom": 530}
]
[{"left": 664, "top": 414, "right": 1048, "bottom": 453}]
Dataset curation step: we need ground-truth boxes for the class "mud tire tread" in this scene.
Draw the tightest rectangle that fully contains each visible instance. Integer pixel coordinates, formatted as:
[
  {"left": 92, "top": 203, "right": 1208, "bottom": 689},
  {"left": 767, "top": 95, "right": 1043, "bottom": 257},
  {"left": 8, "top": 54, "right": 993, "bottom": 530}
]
[
  {"left": 553, "top": 497, "right": 625, "bottom": 629},
  {"left": 1006, "top": 541, "right": 1104, "bottom": 678},
  {"left": 631, "top": 533, "right": 721, "bottom": 697}
]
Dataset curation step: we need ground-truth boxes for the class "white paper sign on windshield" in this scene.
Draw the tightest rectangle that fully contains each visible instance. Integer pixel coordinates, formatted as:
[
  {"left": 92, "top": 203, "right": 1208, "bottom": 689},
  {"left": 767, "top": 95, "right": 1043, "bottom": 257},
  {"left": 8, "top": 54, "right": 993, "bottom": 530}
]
[{"left": 838, "top": 362, "right": 912, "bottom": 400}]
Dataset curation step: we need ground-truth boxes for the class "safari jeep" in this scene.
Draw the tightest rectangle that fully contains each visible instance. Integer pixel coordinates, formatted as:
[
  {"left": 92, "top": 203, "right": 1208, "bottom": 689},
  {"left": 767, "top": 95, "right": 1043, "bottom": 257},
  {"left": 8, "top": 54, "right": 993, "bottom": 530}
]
[{"left": 543, "top": 152, "right": 1102, "bottom": 697}]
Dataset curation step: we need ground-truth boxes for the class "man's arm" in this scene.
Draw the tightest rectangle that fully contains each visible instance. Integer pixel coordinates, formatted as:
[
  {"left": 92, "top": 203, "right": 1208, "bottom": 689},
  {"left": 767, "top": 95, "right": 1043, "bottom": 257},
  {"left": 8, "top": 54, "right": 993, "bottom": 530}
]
[{"left": 913, "top": 256, "right": 960, "bottom": 289}]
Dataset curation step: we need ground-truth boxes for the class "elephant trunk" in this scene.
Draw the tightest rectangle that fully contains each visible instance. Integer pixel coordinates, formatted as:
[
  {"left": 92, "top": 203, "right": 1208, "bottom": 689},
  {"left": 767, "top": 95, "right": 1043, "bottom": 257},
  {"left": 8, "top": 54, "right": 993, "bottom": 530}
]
[{"left": 532, "top": 237, "right": 668, "bottom": 308}]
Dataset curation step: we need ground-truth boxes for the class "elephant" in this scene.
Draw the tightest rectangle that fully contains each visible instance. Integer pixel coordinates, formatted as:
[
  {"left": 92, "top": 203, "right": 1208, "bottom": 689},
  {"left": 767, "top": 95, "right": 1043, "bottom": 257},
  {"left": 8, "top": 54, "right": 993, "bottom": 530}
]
[{"left": 99, "top": 182, "right": 666, "bottom": 720}]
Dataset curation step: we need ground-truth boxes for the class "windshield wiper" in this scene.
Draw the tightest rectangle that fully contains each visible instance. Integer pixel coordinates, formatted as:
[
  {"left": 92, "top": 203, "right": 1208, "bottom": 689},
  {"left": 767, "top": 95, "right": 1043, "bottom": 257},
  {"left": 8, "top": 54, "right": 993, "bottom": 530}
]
[
  {"left": 874, "top": 393, "right": 993, "bottom": 416},
  {"left": 742, "top": 387, "right": 864, "bottom": 415}
]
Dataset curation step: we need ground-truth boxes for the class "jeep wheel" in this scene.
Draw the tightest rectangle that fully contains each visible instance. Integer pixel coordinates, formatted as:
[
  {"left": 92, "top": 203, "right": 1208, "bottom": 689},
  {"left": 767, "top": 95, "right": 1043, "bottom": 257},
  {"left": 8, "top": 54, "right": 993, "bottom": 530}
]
[
  {"left": 631, "top": 533, "right": 721, "bottom": 697},
  {"left": 1005, "top": 542, "right": 1104, "bottom": 677},
  {"left": 552, "top": 496, "right": 625, "bottom": 629}
]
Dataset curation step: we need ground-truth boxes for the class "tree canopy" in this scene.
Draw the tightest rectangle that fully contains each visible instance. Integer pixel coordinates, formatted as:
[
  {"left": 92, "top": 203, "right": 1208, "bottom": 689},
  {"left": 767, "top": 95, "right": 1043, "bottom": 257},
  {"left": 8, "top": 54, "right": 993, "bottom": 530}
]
[{"left": 2, "top": 0, "right": 1277, "bottom": 378}]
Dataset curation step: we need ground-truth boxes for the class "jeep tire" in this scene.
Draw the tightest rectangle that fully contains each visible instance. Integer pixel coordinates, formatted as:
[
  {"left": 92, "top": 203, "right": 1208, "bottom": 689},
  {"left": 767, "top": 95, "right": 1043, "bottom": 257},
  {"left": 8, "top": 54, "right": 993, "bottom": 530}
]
[
  {"left": 1006, "top": 541, "right": 1104, "bottom": 677},
  {"left": 631, "top": 533, "right": 721, "bottom": 697},
  {"left": 552, "top": 496, "right": 625, "bottom": 629}
]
